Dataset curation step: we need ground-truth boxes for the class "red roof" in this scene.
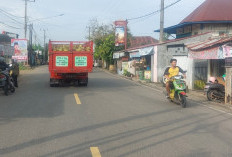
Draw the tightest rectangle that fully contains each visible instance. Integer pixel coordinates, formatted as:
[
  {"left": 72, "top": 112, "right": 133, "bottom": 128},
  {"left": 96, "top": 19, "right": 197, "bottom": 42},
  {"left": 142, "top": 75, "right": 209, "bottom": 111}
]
[
  {"left": 181, "top": 0, "right": 232, "bottom": 23},
  {"left": 129, "top": 36, "right": 158, "bottom": 48}
]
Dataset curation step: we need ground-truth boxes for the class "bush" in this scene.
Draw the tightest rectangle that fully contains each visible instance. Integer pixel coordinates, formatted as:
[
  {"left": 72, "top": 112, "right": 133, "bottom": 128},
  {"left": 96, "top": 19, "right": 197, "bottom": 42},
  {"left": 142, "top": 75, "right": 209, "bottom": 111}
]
[{"left": 123, "top": 69, "right": 132, "bottom": 77}]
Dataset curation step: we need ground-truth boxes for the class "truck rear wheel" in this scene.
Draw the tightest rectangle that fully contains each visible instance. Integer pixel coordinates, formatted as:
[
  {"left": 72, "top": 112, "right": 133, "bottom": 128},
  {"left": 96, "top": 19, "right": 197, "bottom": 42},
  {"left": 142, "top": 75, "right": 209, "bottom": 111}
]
[
  {"left": 50, "top": 79, "right": 55, "bottom": 87},
  {"left": 78, "top": 78, "right": 88, "bottom": 86}
]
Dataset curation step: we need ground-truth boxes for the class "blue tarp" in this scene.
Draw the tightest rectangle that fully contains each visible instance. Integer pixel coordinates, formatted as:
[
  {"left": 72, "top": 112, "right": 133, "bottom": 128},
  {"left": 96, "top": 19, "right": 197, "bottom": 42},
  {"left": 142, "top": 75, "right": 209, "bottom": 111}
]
[{"left": 139, "top": 46, "right": 154, "bottom": 56}]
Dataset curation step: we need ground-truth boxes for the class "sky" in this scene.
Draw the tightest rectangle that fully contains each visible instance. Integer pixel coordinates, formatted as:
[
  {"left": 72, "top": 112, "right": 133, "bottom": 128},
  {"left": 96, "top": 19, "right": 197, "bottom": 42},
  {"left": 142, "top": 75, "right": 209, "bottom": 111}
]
[{"left": 0, "top": 0, "right": 205, "bottom": 45}]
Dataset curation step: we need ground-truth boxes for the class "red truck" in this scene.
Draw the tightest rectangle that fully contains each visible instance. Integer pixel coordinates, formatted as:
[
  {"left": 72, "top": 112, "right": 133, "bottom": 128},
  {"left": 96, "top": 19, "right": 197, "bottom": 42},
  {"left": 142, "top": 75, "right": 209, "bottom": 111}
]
[{"left": 48, "top": 41, "right": 93, "bottom": 87}]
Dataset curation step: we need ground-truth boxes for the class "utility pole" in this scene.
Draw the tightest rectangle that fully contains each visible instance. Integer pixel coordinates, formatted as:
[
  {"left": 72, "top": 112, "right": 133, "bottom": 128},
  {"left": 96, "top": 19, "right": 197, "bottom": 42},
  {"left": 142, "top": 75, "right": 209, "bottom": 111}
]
[
  {"left": 43, "top": 29, "right": 46, "bottom": 62},
  {"left": 86, "top": 26, "right": 91, "bottom": 41},
  {"left": 24, "top": 0, "right": 27, "bottom": 39},
  {"left": 28, "top": 24, "right": 33, "bottom": 66},
  {"left": 159, "top": 0, "right": 164, "bottom": 43},
  {"left": 24, "top": 0, "right": 35, "bottom": 39},
  {"left": 29, "top": 24, "right": 33, "bottom": 46}
]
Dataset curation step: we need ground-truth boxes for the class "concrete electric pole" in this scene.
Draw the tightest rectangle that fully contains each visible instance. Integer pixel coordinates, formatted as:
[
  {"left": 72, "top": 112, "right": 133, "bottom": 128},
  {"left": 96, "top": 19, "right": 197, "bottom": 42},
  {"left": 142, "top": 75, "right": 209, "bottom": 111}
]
[
  {"left": 24, "top": 0, "right": 27, "bottom": 39},
  {"left": 43, "top": 29, "right": 46, "bottom": 62},
  {"left": 24, "top": 0, "right": 35, "bottom": 39},
  {"left": 159, "top": 0, "right": 164, "bottom": 43}
]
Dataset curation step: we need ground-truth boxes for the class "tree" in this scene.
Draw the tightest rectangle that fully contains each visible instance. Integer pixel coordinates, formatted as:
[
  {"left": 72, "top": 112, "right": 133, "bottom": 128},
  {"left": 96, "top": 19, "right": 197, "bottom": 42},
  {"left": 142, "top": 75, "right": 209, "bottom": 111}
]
[{"left": 87, "top": 19, "right": 133, "bottom": 67}]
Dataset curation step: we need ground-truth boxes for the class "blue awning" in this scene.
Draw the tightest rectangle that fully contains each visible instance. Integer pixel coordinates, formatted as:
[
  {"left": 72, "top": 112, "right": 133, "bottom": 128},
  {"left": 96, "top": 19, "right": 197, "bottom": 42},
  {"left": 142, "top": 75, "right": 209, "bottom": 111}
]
[
  {"left": 155, "top": 21, "right": 232, "bottom": 34},
  {"left": 139, "top": 46, "right": 154, "bottom": 56}
]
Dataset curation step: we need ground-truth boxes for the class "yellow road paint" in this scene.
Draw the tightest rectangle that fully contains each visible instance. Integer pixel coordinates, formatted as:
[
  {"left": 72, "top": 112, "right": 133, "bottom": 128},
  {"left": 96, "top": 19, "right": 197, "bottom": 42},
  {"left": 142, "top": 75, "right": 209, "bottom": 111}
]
[
  {"left": 90, "top": 147, "right": 101, "bottom": 157},
  {"left": 74, "top": 93, "right": 81, "bottom": 104}
]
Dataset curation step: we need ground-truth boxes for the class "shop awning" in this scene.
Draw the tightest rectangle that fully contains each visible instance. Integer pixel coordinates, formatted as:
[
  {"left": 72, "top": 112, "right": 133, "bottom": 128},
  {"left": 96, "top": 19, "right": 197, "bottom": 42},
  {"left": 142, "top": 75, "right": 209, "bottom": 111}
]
[{"left": 139, "top": 46, "right": 154, "bottom": 56}]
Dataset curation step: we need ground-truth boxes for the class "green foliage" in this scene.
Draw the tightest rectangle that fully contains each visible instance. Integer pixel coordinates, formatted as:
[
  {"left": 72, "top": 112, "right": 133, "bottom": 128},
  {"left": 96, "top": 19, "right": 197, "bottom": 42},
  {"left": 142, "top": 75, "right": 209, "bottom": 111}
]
[
  {"left": 18, "top": 63, "right": 31, "bottom": 70},
  {"left": 88, "top": 19, "right": 133, "bottom": 65},
  {"left": 123, "top": 69, "right": 132, "bottom": 77},
  {"left": 32, "top": 44, "right": 44, "bottom": 51}
]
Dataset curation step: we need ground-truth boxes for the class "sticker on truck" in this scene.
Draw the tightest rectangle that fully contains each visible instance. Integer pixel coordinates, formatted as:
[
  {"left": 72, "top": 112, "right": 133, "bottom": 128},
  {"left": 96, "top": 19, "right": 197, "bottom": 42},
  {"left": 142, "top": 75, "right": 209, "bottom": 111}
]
[
  {"left": 75, "top": 56, "right": 87, "bottom": 67},
  {"left": 56, "top": 56, "right": 68, "bottom": 67}
]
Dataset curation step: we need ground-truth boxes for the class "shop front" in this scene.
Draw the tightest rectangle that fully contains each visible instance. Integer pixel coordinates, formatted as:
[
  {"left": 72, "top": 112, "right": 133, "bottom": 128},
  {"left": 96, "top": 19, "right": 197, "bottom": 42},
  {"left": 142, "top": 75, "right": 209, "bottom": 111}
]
[
  {"left": 127, "top": 46, "right": 154, "bottom": 81},
  {"left": 113, "top": 51, "right": 128, "bottom": 75},
  {"left": 188, "top": 38, "right": 232, "bottom": 89}
]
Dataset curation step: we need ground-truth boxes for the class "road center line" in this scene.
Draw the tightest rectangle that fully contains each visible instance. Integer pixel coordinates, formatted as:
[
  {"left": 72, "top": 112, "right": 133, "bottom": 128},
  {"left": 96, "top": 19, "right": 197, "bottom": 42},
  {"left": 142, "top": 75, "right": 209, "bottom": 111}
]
[
  {"left": 90, "top": 147, "right": 101, "bottom": 157},
  {"left": 74, "top": 93, "right": 81, "bottom": 104}
]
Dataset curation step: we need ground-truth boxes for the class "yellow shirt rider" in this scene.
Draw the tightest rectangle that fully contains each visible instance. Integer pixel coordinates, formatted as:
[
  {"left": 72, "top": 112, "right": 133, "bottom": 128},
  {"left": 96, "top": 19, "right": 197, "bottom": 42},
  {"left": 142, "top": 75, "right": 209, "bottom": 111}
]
[{"left": 164, "top": 59, "right": 186, "bottom": 98}]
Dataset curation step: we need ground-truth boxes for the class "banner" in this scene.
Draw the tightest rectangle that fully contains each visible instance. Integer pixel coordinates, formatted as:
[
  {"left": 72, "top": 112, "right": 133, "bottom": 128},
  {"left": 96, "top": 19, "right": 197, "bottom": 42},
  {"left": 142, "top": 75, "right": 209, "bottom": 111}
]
[
  {"left": 115, "top": 21, "right": 127, "bottom": 47},
  {"left": 11, "top": 39, "right": 28, "bottom": 61},
  {"left": 189, "top": 45, "right": 232, "bottom": 59}
]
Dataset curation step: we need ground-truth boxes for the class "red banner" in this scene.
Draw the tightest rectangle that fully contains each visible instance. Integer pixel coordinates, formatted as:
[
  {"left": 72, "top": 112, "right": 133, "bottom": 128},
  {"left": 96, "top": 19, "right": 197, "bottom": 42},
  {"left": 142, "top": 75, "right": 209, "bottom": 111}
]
[{"left": 115, "top": 21, "right": 127, "bottom": 47}]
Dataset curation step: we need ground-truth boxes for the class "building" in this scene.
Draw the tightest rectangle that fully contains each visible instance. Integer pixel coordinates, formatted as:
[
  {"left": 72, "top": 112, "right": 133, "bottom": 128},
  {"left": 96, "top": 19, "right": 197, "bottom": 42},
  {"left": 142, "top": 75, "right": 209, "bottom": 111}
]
[
  {"left": 0, "top": 34, "right": 14, "bottom": 63},
  {"left": 113, "top": 36, "right": 158, "bottom": 81},
  {"left": 155, "top": 0, "right": 232, "bottom": 89}
]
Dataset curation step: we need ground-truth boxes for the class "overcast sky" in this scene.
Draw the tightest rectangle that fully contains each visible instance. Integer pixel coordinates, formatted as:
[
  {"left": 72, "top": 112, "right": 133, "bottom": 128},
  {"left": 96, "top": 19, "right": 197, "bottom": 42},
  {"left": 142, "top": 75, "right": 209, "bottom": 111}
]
[{"left": 0, "top": 0, "right": 205, "bottom": 45}]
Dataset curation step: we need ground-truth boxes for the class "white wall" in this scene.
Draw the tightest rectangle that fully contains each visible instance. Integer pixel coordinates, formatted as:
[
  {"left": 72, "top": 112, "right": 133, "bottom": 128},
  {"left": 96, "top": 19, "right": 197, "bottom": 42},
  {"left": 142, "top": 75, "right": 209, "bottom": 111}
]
[{"left": 152, "top": 46, "right": 158, "bottom": 82}]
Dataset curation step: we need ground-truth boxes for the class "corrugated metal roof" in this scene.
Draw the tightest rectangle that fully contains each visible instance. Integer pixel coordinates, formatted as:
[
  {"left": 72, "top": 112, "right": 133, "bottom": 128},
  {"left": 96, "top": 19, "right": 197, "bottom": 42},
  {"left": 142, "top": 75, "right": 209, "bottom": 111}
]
[
  {"left": 187, "top": 36, "right": 232, "bottom": 51},
  {"left": 181, "top": 0, "right": 232, "bottom": 23}
]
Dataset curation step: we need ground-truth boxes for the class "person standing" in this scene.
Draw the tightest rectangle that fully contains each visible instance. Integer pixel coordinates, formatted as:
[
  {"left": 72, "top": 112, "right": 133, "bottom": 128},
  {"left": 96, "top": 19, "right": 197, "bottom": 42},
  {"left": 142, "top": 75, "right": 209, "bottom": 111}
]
[{"left": 11, "top": 59, "right": 19, "bottom": 87}]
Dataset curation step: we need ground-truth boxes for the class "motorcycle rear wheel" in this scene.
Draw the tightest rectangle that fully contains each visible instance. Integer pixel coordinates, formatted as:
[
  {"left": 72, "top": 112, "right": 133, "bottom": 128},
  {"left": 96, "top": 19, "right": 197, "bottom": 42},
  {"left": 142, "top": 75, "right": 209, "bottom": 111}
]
[
  {"left": 4, "top": 83, "right": 8, "bottom": 96},
  {"left": 180, "top": 95, "right": 187, "bottom": 108},
  {"left": 207, "top": 90, "right": 216, "bottom": 101}
]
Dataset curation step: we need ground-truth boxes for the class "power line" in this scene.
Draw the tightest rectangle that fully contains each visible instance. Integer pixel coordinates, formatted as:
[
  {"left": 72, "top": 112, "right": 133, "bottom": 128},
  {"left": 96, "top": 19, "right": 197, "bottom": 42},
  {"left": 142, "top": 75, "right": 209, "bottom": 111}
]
[
  {"left": 0, "top": 10, "right": 24, "bottom": 25},
  {"left": 0, "top": 22, "right": 22, "bottom": 29},
  {"left": 0, "top": 8, "right": 24, "bottom": 18},
  {"left": 127, "top": 0, "right": 182, "bottom": 21}
]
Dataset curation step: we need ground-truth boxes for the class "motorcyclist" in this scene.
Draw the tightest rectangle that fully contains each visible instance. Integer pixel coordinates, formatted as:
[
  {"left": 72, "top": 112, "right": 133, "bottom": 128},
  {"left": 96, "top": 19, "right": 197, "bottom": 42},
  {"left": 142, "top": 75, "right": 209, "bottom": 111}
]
[
  {"left": 164, "top": 59, "right": 186, "bottom": 98},
  {"left": 0, "top": 54, "right": 9, "bottom": 71}
]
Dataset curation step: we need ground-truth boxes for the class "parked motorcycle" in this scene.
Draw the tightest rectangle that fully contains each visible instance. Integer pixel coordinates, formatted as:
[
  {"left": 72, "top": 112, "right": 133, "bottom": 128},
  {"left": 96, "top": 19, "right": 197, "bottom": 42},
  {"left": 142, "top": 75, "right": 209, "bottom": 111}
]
[
  {"left": 0, "top": 67, "right": 15, "bottom": 96},
  {"left": 0, "top": 70, "right": 9, "bottom": 95},
  {"left": 204, "top": 77, "right": 225, "bottom": 102},
  {"left": 164, "top": 75, "right": 187, "bottom": 108}
]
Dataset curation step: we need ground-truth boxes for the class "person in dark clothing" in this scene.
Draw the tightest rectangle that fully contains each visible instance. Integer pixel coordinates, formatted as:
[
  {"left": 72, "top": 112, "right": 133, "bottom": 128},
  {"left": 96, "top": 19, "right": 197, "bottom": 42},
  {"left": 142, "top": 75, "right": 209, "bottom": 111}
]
[
  {"left": 0, "top": 56, "right": 9, "bottom": 71},
  {"left": 11, "top": 59, "right": 19, "bottom": 87}
]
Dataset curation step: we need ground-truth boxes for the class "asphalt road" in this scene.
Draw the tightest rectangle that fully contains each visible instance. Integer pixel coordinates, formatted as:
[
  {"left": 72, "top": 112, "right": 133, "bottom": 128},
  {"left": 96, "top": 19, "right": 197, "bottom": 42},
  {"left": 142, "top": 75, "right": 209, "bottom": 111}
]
[{"left": 0, "top": 66, "right": 232, "bottom": 157}]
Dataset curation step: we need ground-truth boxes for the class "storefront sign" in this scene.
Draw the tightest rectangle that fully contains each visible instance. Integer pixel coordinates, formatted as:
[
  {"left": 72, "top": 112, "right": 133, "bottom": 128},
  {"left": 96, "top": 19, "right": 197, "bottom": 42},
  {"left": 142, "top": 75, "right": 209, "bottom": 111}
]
[
  {"left": 56, "top": 56, "right": 68, "bottom": 67},
  {"left": 113, "top": 52, "right": 125, "bottom": 59},
  {"left": 130, "top": 51, "right": 140, "bottom": 58},
  {"left": 144, "top": 70, "right": 151, "bottom": 80},
  {"left": 188, "top": 47, "right": 220, "bottom": 59},
  {"left": 11, "top": 39, "right": 28, "bottom": 61},
  {"left": 189, "top": 45, "right": 232, "bottom": 59},
  {"left": 223, "top": 45, "right": 232, "bottom": 58},
  {"left": 113, "top": 52, "right": 120, "bottom": 59},
  {"left": 75, "top": 56, "right": 87, "bottom": 67},
  {"left": 121, "top": 57, "right": 129, "bottom": 61},
  {"left": 122, "top": 62, "right": 128, "bottom": 70}
]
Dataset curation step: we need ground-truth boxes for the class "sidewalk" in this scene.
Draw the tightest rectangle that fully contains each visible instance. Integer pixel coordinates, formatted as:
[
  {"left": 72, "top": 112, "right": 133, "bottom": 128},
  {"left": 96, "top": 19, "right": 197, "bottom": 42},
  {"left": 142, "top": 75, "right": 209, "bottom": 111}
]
[{"left": 99, "top": 67, "right": 232, "bottom": 114}]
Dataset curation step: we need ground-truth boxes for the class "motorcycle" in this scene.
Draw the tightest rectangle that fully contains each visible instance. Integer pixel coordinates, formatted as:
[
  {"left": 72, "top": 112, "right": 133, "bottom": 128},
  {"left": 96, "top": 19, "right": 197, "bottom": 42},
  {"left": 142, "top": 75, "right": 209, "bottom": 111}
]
[
  {"left": 0, "top": 67, "right": 15, "bottom": 96},
  {"left": 204, "top": 77, "right": 225, "bottom": 102},
  {"left": 164, "top": 75, "right": 187, "bottom": 108},
  {"left": 0, "top": 70, "right": 9, "bottom": 95}
]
